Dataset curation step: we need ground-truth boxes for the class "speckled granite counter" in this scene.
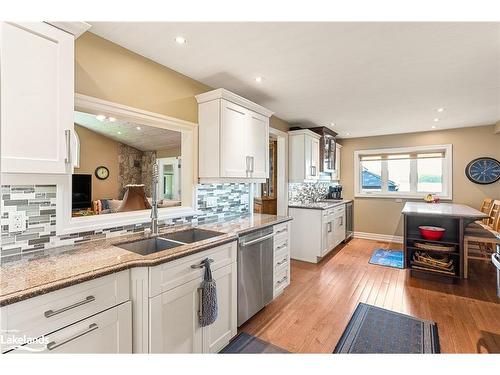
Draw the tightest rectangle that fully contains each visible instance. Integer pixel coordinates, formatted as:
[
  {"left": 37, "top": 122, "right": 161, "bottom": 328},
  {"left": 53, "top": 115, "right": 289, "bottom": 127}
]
[
  {"left": 288, "top": 199, "right": 352, "bottom": 210},
  {"left": 402, "top": 202, "right": 487, "bottom": 218},
  {"left": 0, "top": 214, "right": 291, "bottom": 306}
]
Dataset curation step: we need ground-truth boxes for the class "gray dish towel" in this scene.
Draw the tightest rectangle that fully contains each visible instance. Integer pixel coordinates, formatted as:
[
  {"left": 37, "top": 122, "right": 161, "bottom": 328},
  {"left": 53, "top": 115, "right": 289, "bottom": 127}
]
[{"left": 199, "top": 258, "right": 218, "bottom": 327}]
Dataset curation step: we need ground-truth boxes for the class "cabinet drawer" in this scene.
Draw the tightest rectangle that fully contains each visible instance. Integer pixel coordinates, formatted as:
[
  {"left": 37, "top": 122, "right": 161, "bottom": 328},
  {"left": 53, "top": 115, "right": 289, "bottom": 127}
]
[
  {"left": 5, "top": 301, "right": 132, "bottom": 354},
  {"left": 274, "top": 236, "right": 289, "bottom": 253},
  {"left": 273, "top": 268, "right": 289, "bottom": 297},
  {"left": 1, "top": 270, "right": 130, "bottom": 353},
  {"left": 149, "top": 241, "right": 237, "bottom": 297},
  {"left": 273, "top": 222, "right": 289, "bottom": 241},
  {"left": 274, "top": 247, "right": 289, "bottom": 273},
  {"left": 334, "top": 205, "right": 345, "bottom": 215}
]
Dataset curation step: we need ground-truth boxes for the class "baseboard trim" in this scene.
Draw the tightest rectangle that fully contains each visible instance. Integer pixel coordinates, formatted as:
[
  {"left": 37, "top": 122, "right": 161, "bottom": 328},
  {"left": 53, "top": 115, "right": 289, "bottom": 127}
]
[{"left": 354, "top": 231, "right": 404, "bottom": 244}]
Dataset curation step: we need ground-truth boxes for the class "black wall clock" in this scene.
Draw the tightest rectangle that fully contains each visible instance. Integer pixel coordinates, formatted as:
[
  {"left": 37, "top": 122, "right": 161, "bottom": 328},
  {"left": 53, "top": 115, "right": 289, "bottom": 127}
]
[
  {"left": 95, "top": 166, "right": 110, "bottom": 180},
  {"left": 465, "top": 157, "right": 500, "bottom": 184}
]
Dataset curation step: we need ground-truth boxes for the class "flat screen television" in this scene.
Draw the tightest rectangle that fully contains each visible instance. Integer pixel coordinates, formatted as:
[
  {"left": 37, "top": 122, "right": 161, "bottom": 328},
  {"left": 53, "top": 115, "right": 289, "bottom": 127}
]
[{"left": 72, "top": 174, "right": 92, "bottom": 210}]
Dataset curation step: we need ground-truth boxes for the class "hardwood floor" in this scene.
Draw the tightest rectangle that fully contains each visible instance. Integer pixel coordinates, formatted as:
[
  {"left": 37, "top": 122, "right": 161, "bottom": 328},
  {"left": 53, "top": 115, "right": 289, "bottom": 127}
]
[{"left": 240, "top": 238, "right": 500, "bottom": 353}]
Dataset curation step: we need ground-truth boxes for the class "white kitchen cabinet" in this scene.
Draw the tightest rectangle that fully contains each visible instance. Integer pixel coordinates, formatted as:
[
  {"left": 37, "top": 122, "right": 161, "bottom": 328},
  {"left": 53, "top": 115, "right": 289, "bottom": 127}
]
[
  {"left": 288, "top": 129, "right": 321, "bottom": 182},
  {"left": 289, "top": 204, "right": 347, "bottom": 263},
  {"left": 196, "top": 89, "right": 274, "bottom": 183},
  {"left": 149, "top": 261, "right": 237, "bottom": 354},
  {"left": 273, "top": 222, "right": 291, "bottom": 297},
  {"left": 8, "top": 302, "right": 132, "bottom": 354},
  {"left": 0, "top": 22, "right": 74, "bottom": 174},
  {"left": 331, "top": 143, "right": 342, "bottom": 181}
]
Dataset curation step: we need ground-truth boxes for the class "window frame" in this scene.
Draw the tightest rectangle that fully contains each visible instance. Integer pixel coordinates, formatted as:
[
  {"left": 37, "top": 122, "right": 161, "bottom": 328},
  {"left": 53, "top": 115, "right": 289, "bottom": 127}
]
[{"left": 354, "top": 144, "right": 453, "bottom": 200}]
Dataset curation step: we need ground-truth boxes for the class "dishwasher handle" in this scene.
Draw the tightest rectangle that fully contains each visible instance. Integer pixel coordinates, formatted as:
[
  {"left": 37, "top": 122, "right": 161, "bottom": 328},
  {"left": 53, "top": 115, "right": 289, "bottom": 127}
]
[{"left": 240, "top": 232, "right": 275, "bottom": 247}]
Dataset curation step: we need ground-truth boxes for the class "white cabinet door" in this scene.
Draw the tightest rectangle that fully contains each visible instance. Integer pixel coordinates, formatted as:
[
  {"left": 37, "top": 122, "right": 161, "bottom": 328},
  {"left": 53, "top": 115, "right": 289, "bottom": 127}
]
[
  {"left": 332, "top": 144, "right": 342, "bottom": 181},
  {"left": 246, "top": 111, "right": 269, "bottom": 179},
  {"left": 0, "top": 22, "right": 74, "bottom": 174},
  {"left": 220, "top": 100, "right": 248, "bottom": 178},
  {"left": 202, "top": 263, "right": 237, "bottom": 353},
  {"left": 333, "top": 213, "right": 346, "bottom": 246},
  {"left": 149, "top": 277, "right": 203, "bottom": 353},
  {"left": 7, "top": 302, "right": 132, "bottom": 354},
  {"left": 321, "top": 219, "right": 332, "bottom": 256},
  {"left": 311, "top": 137, "right": 320, "bottom": 179}
]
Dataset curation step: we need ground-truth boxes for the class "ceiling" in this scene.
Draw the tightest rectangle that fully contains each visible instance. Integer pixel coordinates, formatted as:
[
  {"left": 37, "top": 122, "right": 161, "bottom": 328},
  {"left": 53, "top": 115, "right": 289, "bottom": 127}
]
[
  {"left": 88, "top": 22, "right": 500, "bottom": 138},
  {"left": 74, "top": 111, "right": 181, "bottom": 151}
]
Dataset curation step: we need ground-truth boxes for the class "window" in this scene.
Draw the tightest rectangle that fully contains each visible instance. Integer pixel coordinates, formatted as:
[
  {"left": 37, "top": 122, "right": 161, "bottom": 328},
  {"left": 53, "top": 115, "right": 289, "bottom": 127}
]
[{"left": 354, "top": 145, "right": 452, "bottom": 199}]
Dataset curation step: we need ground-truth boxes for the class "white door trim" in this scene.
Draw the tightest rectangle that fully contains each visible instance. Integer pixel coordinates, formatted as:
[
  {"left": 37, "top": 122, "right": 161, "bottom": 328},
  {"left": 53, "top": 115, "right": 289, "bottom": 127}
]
[{"left": 269, "top": 127, "right": 289, "bottom": 216}]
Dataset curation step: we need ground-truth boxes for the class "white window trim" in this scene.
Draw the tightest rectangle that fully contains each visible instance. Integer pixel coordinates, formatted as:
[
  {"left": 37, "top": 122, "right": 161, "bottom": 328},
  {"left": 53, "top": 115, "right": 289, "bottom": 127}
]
[{"left": 354, "top": 144, "right": 453, "bottom": 200}]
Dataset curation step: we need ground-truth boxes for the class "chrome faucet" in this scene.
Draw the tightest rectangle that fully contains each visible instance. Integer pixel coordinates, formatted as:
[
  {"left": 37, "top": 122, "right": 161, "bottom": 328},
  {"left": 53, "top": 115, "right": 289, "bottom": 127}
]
[{"left": 151, "top": 162, "right": 159, "bottom": 235}]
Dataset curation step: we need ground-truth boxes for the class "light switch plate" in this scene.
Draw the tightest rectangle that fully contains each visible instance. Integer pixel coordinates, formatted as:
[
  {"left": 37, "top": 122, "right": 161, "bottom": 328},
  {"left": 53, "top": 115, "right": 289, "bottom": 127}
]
[
  {"left": 9, "top": 211, "right": 26, "bottom": 233},
  {"left": 206, "top": 196, "right": 218, "bottom": 208}
]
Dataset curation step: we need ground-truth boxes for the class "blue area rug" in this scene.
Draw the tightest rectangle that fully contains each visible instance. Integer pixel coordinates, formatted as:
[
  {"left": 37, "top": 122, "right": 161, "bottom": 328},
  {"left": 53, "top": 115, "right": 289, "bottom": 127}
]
[
  {"left": 369, "top": 248, "right": 404, "bottom": 269},
  {"left": 333, "top": 303, "right": 440, "bottom": 353},
  {"left": 220, "top": 332, "right": 289, "bottom": 353}
]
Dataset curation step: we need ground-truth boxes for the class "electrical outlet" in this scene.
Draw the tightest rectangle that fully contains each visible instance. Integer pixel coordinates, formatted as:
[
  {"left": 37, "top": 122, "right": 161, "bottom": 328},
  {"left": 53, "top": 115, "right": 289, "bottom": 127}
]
[
  {"left": 205, "top": 196, "right": 218, "bottom": 208},
  {"left": 9, "top": 211, "right": 26, "bottom": 233},
  {"left": 240, "top": 194, "right": 249, "bottom": 205}
]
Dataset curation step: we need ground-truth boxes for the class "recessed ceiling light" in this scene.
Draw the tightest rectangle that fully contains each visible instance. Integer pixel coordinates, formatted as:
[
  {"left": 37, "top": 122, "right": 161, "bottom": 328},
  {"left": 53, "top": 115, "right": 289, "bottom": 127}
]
[
  {"left": 117, "top": 131, "right": 122, "bottom": 135},
  {"left": 346, "top": 132, "right": 351, "bottom": 136},
  {"left": 174, "top": 36, "right": 187, "bottom": 44},
  {"left": 437, "top": 107, "right": 445, "bottom": 112},
  {"left": 108, "top": 117, "right": 116, "bottom": 122},
  {"left": 431, "top": 125, "right": 437, "bottom": 129},
  {"left": 96, "top": 115, "right": 106, "bottom": 121},
  {"left": 433, "top": 118, "right": 440, "bottom": 122},
  {"left": 330, "top": 122, "right": 336, "bottom": 127},
  {"left": 136, "top": 126, "right": 141, "bottom": 130},
  {"left": 255, "top": 76, "right": 263, "bottom": 83}
]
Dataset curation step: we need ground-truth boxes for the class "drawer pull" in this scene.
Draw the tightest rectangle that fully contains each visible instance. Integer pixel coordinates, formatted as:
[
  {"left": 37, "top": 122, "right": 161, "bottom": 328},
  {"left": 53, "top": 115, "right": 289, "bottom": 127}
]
[
  {"left": 197, "top": 288, "right": 203, "bottom": 318},
  {"left": 44, "top": 295, "right": 95, "bottom": 318},
  {"left": 276, "top": 257, "right": 288, "bottom": 266},
  {"left": 276, "top": 242, "right": 287, "bottom": 250},
  {"left": 191, "top": 258, "right": 214, "bottom": 269},
  {"left": 47, "top": 323, "right": 98, "bottom": 351},
  {"left": 275, "top": 228, "right": 287, "bottom": 235},
  {"left": 276, "top": 276, "right": 288, "bottom": 285}
]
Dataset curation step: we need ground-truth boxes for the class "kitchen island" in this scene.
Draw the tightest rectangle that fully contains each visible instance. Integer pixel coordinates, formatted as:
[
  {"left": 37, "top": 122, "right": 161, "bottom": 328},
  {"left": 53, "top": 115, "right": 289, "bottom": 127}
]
[{"left": 402, "top": 202, "right": 487, "bottom": 282}]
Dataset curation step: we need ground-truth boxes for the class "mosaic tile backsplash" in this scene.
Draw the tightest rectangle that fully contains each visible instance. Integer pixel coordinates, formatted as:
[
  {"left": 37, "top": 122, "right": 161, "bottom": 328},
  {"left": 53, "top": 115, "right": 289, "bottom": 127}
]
[
  {"left": 288, "top": 181, "right": 339, "bottom": 204},
  {"left": 0, "top": 183, "right": 249, "bottom": 263}
]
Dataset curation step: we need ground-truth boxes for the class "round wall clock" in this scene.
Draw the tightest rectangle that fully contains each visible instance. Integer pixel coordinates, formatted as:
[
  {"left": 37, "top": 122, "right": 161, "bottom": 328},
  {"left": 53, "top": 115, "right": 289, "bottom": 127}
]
[
  {"left": 465, "top": 157, "right": 500, "bottom": 185},
  {"left": 95, "top": 166, "right": 110, "bottom": 180}
]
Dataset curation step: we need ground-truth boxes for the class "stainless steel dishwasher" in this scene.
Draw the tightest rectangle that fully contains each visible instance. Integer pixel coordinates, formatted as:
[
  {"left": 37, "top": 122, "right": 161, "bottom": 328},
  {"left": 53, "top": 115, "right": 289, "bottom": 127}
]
[{"left": 237, "top": 226, "right": 275, "bottom": 326}]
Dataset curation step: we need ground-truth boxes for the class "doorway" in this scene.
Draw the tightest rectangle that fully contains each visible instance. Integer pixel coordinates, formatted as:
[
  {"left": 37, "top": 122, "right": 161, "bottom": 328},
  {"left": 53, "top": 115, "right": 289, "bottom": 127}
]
[{"left": 253, "top": 128, "right": 288, "bottom": 216}]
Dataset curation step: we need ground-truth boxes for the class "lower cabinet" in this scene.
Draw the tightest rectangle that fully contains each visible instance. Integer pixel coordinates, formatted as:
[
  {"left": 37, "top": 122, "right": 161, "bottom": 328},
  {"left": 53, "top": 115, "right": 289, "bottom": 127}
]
[
  {"left": 149, "top": 262, "right": 237, "bottom": 354},
  {"left": 7, "top": 301, "right": 131, "bottom": 354}
]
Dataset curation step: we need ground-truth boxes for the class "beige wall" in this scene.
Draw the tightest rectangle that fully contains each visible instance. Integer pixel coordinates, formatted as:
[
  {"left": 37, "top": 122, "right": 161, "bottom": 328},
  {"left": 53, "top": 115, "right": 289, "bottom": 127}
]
[
  {"left": 340, "top": 125, "right": 500, "bottom": 237},
  {"left": 74, "top": 125, "right": 120, "bottom": 201},
  {"left": 157, "top": 146, "right": 182, "bottom": 158},
  {"left": 76, "top": 32, "right": 291, "bottom": 130}
]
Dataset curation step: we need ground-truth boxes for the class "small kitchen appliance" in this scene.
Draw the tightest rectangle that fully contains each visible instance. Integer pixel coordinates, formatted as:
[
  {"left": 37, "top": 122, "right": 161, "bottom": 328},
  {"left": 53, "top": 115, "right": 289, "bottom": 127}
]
[{"left": 327, "top": 185, "right": 343, "bottom": 200}]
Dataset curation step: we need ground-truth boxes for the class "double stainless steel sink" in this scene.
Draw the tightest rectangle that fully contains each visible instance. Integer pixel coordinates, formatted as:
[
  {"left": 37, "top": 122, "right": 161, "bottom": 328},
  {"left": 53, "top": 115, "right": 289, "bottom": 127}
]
[{"left": 117, "top": 228, "right": 224, "bottom": 256}]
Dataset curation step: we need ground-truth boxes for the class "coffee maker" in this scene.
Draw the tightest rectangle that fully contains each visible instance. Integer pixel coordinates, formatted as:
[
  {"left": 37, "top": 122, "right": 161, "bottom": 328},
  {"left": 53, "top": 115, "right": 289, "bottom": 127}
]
[{"left": 327, "top": 185, "right": 343, "bottom": 200}]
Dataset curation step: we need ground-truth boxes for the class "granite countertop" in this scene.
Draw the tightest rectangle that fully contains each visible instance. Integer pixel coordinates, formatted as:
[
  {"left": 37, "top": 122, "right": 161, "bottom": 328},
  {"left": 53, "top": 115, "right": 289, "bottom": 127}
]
[
  {"left": 289, "top": 199, "right": 352, "bottom": 210},
  {"left": 401, "top": 202, "right": 488, "bottom": 219},
  {"left": 0, "top": 214, "right": 292, "bottom": 306}
]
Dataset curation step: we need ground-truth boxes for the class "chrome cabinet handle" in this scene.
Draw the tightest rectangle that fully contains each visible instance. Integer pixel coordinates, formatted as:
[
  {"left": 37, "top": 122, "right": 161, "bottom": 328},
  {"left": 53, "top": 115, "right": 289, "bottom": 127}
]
[
  {"left": 276, "top": 242, "right": 287, "bottom": 250},
  {"left": 327, "top": 222, "right": 332, "bottom": 233},
  {"left": 191, "top": 258, "right": 214, "bottom": 269},
  {"left": 47, "top": 323, "right": 98, "bottom": 351},
  {"left": 64, "top": 129, "right": 71, "bottom": 164},
  {"left": 310, "top": 165, "right": 317, "bottom": 176},
  {"left": 275, "top": 228, "right": 287, "bottom": 235},
  {"left": 240, "top": 232, "right": 275, "bottom": 247},
  {"left": 44, "top": 295, "right": 95, "bottom": 318},
  {"left": 276, "top": 276, "right": 287, "bottom": 285},
  {"left": 250, "top": 156, "right": 254, "bottom": 173},
  {"left": 246, "top": 156, "right": 250, "bottom": 173},
  {"left": 276, "top": 257, "right": 288, "bottom": 266},
  {"left": 197, "top": 288, "right": 203, "bottom": 318}
]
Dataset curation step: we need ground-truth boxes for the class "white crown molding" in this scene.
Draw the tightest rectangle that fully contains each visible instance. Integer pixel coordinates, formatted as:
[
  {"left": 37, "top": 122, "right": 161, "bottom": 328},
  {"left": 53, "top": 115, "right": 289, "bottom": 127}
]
[
  {"left": 354, "top": 231, "right": 404, "bottom": 244},
  {"left": 287, "top": 129, "right": 322, "bottom": 139},
  {"left": 195, "top": 88, "right": 274, "bottom": 117},
  {"left": 45, "top": 22, "right": 91, "bottom": 38}
]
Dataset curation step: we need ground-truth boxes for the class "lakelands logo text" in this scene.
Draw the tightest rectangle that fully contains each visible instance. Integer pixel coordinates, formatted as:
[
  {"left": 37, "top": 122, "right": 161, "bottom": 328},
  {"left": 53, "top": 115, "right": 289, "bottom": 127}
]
[{"left": 1, "top": 330, "right": 49, "bottom": 352}]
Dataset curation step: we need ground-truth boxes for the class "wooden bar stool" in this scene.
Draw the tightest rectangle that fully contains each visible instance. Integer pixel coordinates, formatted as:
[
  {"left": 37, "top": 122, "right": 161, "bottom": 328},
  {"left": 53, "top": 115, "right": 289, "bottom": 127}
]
[{"left": 464, "top": 199, "right": 500, "bottom": 278}]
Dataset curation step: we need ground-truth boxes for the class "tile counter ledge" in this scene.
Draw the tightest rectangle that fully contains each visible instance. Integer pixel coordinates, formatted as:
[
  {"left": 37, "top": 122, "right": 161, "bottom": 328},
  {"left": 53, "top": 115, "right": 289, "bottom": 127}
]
[{"left": 0, "top": 213, "right": 292, "bottom": 306}]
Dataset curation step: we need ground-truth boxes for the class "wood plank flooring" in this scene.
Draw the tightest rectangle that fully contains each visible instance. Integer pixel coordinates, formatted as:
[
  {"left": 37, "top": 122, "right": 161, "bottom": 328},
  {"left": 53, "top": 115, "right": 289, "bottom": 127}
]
[{"left": 240, "top": 238, "right": 500, "bottom": 353}]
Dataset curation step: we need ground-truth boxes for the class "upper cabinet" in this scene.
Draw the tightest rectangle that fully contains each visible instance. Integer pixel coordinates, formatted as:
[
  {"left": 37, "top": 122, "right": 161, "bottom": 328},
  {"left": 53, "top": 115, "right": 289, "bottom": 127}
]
[
  {"left": 0, "top": 22, "right": 75, "bottom": 174},
  {"left": 288, "top": 129, "right": 321, "bottom": 182},
  {"left": 331, "top": 143, "right": 342, "bottom": 181},
  {"left": 196, "top": 89, "right": 274, "bottom": 183}
]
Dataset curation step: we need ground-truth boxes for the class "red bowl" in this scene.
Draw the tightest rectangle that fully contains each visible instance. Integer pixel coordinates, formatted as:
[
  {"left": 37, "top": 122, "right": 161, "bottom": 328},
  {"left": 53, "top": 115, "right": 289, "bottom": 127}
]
[{"left": 419, "top": 226, "right": 446, "bottom": 241}]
